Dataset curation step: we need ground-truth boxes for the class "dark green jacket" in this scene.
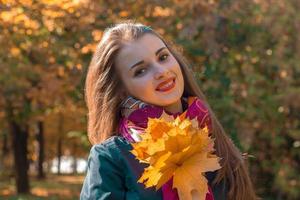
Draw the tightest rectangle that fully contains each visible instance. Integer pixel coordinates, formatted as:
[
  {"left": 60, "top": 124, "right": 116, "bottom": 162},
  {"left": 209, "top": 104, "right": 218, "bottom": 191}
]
[{"left": 80, "top": 136, "right": 228, "bottom": 200}]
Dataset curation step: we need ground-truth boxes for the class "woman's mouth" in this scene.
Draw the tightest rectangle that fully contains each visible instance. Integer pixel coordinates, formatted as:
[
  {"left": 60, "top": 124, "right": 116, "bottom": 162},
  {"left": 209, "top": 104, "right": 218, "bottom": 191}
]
[{"left": 155, "top": 77, "right": 176, "bottom": 92}]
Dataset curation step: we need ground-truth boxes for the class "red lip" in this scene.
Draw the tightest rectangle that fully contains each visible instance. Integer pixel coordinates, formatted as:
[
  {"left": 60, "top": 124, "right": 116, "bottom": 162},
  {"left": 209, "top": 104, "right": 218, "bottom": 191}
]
[{"left": 156, "top": 77, "right": 176, "bottom": 92}]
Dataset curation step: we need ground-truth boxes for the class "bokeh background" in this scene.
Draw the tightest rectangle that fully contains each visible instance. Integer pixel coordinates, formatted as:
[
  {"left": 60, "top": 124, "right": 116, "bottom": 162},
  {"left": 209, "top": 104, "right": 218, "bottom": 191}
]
[{"left": 0, "top": 0, "right": 299, "bottom": 199}]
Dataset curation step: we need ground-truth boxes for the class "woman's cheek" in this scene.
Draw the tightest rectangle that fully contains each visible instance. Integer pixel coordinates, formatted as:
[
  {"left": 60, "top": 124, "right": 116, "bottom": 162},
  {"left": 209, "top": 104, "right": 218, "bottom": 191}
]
[
  {"left": 140, "top": 80, "right": 153, "bottom": 96},
  {"left": 129, "top": 77, "right": 153, "bottom": 97}
]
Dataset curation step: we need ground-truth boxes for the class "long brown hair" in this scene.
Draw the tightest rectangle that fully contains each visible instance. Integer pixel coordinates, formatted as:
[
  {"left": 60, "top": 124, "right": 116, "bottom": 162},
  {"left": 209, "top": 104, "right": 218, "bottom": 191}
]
[{"left": 85, "top": 21, "right": 257, "bottom": 200}]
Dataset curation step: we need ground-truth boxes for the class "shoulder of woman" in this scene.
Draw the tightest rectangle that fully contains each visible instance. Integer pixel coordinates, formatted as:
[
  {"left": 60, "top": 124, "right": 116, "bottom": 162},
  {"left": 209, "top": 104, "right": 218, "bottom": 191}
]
[
  {"left": 90, "top": 136, "right": 130, "bottom": 155},
  {"left": 81, "top": 136, "right": 130, "bottom": 199},
  {"left": 89, "top": 136, "right": 131, "bottom": 162}
]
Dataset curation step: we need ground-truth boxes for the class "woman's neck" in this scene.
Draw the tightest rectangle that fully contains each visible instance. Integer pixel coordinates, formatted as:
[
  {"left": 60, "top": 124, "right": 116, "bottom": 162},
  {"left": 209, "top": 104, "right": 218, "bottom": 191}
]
[{"left": 163, "top": 99, "right": 183, "bottom": 114}]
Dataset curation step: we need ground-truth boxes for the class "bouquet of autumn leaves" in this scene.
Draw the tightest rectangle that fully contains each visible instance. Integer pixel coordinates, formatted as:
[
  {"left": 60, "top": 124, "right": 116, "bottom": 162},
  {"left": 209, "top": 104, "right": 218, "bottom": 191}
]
[{"left": 130, "top": 111, "right": 221, "bottom": 200}]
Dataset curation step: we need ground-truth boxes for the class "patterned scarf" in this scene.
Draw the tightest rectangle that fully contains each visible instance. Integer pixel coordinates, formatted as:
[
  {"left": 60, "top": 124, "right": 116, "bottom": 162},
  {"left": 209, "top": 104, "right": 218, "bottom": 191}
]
[{"left": 118, "top": 96, "right": 214, "bottom": 200}]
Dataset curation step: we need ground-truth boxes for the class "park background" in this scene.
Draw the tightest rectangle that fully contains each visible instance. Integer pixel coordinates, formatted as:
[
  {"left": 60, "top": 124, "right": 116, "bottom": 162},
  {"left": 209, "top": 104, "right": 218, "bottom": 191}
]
[{"left": 0, "top": 0, "right": 299, "bottom": 199}]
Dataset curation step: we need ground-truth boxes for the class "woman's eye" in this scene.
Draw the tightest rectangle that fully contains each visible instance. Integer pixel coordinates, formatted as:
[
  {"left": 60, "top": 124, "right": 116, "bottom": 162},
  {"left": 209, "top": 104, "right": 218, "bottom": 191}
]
[
  {"left": 133, "top": 54, "right": 168, "bottom": 77},
  {"left": 159, "top": 53, "right": 169, "bottom": 61},
  {"left": 134, "top": 68, "right": 146, "bottom": 77}
]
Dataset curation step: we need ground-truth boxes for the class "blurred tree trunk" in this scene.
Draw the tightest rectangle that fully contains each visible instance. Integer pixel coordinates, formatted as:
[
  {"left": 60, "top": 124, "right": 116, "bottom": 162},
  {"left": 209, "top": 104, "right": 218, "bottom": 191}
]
[
  {"left": 72, "top": 156, "right": 77, "bottom": 174},
  {"left": 72, "top": 143, "right": 77, "bottom": 174},
  {"left": 9, "top": 120, "right": 29, "bottom": 194},
  {"left": 57, "top": 137, "right": 62, "bottom": 174},
  {"left": 36, "top": 120, "right": 45, "bottom": 179},
  {"left": 57, "top": 113, "right": 63, "bottom": 175}
]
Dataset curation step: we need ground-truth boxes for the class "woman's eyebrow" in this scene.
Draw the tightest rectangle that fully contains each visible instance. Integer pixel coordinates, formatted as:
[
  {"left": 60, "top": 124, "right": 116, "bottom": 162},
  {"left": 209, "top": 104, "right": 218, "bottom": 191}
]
[{"left": 129, "top": 46, "right": 167, "bottom": 71}]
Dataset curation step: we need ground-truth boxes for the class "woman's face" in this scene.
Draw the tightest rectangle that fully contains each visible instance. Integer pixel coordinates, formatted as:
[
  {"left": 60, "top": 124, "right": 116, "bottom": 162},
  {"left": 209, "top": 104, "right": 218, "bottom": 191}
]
[{"left": 114, "top": 33, "right": 184, "bottom": 107}]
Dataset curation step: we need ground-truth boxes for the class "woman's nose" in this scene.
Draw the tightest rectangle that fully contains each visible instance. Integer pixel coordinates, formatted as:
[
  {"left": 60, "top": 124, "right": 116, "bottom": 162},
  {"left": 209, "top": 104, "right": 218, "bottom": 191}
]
[{"left": 153, "top": 64, "right": 170, "bottom": 80}]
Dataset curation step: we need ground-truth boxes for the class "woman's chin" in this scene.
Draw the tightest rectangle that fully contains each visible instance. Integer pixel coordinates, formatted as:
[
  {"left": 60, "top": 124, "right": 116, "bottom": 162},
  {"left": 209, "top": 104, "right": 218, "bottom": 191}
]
[{"left": 152, "top": 92, "right": 183, "bottom": 106}]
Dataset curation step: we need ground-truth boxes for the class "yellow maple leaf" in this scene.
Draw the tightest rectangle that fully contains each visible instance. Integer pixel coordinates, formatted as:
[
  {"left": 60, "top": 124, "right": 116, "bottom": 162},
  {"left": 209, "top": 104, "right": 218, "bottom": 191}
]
[
  {"left": 131, "top": 113, "right": 221, "bottom": 200},
  {"left": 146, "top": 118, "right": 172, "bottom": 140},
  {"left": 172, "top": 153, "right": 221, "bottom": 200}
]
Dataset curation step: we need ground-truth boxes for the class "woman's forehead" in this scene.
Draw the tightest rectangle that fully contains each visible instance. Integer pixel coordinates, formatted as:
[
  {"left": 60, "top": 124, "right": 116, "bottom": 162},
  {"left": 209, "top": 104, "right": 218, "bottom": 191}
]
[{"left": 116, "top": 34, "right": 166, "bottom": 67}]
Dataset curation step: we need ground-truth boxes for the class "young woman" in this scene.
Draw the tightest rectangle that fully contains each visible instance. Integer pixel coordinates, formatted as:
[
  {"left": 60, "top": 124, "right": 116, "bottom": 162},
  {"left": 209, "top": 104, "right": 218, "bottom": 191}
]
[{"left": 80, "top": 21, "right": 257, "bottom": 200}]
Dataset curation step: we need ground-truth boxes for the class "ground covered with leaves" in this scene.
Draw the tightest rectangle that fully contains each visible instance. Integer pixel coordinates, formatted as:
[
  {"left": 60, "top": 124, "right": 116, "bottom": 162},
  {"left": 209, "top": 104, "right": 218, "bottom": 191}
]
[{"left": 0, "top": 174, "right": 84, "bottom": 200}]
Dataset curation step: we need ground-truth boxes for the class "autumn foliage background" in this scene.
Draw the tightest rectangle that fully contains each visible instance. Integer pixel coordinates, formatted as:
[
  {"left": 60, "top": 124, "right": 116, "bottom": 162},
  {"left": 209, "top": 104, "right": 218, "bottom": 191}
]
[{"left": 0, "top": 0, "right": 299, "bottom": 199}]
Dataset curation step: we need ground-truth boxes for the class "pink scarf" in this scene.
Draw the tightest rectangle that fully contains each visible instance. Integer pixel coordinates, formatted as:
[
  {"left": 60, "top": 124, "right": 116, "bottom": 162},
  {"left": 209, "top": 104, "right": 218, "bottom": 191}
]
[{"left": 118, "top": 96, "right": 214, "bottom": 200}]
